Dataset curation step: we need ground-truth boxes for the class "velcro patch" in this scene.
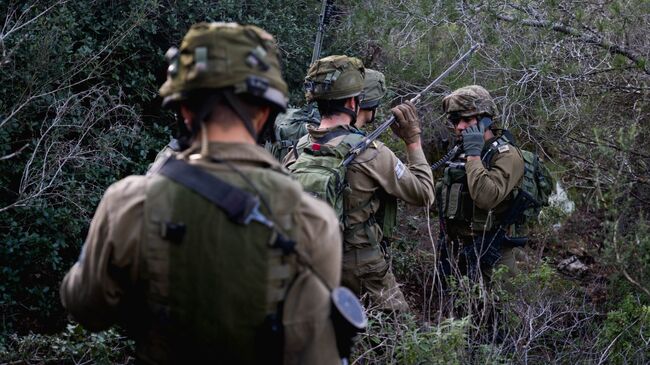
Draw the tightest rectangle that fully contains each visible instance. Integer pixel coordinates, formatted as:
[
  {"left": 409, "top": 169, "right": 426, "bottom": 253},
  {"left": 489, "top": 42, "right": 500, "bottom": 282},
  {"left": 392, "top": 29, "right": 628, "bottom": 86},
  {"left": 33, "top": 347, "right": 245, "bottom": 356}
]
[
  {"left": 395, "top": 160, "right": 406, "bottom": 179},
  {"left": 498, "top": 145, "right": 510, "bottom": 153}
]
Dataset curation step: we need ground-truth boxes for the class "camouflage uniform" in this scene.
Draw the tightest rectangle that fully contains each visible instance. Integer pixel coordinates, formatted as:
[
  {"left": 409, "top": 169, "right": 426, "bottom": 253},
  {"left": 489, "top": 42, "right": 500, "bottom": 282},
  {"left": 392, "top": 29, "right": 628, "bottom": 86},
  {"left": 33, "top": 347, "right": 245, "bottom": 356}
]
[
  {"left": 437, "top": 85, "right": 524, "bottom": 279},
  {"left": 285, "top": 57, "right": 434, "bottom": 311},
  {"left": 61, "top": 22, "right": 342, "bottom": 364}
]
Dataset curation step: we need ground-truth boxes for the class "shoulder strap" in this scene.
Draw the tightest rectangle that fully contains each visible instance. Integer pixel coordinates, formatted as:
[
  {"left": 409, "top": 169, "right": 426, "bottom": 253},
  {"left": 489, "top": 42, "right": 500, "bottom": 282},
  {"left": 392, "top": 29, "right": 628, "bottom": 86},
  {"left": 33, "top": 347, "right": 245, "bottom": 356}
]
[
  {"left": 314, "top": 129, "right": 350, "bottom": 144},
  {"left": 158, "top": 158, "right": 266, "bottom": 226},
  {"left": 158, "top": 158, "right": 296, "bottom": 255},
  {"left": 481, "top": 135, "right": 511, "bottom": 169}
]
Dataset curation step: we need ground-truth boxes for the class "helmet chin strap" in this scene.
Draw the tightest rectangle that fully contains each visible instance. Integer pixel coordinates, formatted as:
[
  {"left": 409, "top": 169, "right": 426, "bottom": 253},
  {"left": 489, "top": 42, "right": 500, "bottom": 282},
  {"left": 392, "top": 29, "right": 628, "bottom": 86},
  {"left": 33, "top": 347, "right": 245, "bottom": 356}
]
[
  {"left": 222, "top": 89, "right": 258, "bottom": 141},
  {"left": 186, "top": 93, "right": 222, "bottom": 154},
  {"left": 331, "top": 96, "right": 359, "bottom": 126}
]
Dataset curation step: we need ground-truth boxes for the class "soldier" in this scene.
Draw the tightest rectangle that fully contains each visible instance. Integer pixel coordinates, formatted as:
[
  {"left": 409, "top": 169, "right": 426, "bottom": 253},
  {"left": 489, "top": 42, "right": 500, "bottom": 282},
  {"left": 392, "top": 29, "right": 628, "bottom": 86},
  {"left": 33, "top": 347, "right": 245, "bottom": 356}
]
[
  {"left": 267, "top": 67, "right": 386, "bottom": 162},
  {"left": 60, "top": 22, "right": 343, "bottom": 364},
  {"left": 284, "top": 56, "right": 434, "bottom": 312},
  {"left": 355, "top": 68, "right": 387, "bottom": 129},
  {"left": 436, "top": 85, "right": 525, "bottom": 281}
]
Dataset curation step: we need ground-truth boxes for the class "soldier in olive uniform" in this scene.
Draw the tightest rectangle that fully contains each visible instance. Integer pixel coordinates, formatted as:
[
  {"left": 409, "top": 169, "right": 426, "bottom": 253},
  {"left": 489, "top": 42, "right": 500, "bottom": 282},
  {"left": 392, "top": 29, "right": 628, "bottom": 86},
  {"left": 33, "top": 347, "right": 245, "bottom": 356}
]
[
  {"left": 60, "top": 22, "right": 343, "bottom": 364},
  {"left": 284, "top": 56, "right": 434, "bottom": 312},
  {"left": 437, "top": 85, "right": 525, "bottom": 280}
]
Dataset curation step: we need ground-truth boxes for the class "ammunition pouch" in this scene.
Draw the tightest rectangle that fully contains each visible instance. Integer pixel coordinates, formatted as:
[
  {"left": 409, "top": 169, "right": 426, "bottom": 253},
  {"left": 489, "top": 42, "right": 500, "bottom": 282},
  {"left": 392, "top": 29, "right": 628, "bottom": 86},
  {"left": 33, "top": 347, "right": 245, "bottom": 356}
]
[{"left": 330, "top": 287, "right": 367, "bottom": 360}]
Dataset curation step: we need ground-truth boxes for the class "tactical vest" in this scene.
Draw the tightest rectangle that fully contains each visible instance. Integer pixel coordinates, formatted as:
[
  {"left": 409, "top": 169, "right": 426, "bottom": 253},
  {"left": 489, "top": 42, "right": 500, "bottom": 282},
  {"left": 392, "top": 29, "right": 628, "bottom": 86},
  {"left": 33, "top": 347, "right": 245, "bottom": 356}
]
[
  {"left": 436, "top": 136, "right": 517, "bottom": 238},
  {"left": 137, "top": 156, "right": 301, "bottom": 364}
]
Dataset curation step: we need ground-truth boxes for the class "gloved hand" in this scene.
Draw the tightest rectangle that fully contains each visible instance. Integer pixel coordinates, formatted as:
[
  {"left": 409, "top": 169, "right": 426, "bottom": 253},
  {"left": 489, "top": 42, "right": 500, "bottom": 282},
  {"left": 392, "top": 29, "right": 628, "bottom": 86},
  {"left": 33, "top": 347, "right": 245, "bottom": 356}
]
[
  {"left": 461, "top": 123, "right": 485, "bottom": 156},
  {"left": 390, "top": 101, "right": 421, "bottom": 144}
]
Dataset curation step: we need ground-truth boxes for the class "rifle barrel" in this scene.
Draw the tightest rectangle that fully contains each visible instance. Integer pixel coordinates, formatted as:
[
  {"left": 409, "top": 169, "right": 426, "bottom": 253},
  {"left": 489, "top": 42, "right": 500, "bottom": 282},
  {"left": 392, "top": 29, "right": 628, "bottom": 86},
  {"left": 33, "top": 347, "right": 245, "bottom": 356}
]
[
  {"left": 342, "top": 44, "right": 480, "bottom": 166},
  {"left": 310, "top": 0, "right": 330, "bottom": 65}
]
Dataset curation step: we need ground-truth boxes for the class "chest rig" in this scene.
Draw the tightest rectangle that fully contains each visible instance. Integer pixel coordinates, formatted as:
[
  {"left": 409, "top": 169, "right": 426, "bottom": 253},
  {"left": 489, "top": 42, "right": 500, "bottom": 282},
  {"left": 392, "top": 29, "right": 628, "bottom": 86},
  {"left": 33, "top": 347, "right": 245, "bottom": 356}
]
[
  {"left": 138, "top": 156, "right": 299, "bottom": 364},
  {"left": 435, "top": 136, "right": 515, "bottom": 238}
]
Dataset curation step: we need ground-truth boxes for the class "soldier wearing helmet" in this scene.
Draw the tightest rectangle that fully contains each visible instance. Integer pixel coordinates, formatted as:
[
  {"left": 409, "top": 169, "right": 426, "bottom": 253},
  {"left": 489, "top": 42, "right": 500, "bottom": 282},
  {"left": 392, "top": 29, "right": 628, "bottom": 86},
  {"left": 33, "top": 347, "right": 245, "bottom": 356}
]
[
  {"left": 437, "top": 85, "right": 524, "bottom": 281},
  {"left": 355, "top": 68, "right": 387, "bottom": 129},
  {"left": 264, "top": 67, "right": 388, "bottom": 162},
  {"left": 284, "top": 56, "right": 434, "bottom": 312},
  {"left": 60, "top": 22, "right": 344, "bottom": 364}
]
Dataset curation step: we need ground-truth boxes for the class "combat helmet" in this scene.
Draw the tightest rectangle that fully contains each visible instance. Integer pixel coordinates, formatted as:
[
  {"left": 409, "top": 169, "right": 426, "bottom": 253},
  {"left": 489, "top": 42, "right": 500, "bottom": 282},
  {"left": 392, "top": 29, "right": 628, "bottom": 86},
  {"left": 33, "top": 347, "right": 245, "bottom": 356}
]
[
  {"left": 442, "top": 85, "right": 497, "bottom": 119},
  {"left": 359, "top": 69, "right": 386, "bottom": 110},
  {"left": 304, "top": 55, "right": 364, "bottom": 102},
  {"left": 159, "top": 22, "right": 288, "bottom": 140}
]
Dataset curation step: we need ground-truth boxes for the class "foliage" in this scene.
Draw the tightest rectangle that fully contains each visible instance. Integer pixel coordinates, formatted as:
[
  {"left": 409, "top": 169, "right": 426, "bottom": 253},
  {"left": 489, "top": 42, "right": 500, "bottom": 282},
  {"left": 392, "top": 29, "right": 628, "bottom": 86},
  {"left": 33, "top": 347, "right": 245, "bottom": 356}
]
[
  {"left": 352, "top": 311, "right": 473, "bottom": 364},
  {"left": 0, "top": 0, "right": 328, "bottom": 335},
  {"left": 0, "top": 323, "right": 134, "bottom": 364},
  {"left": 597, "top": 294, "right": 650, "bottom": 364},
  {"left": 2, "top": 0, "right": 650, "bottom": 363}
]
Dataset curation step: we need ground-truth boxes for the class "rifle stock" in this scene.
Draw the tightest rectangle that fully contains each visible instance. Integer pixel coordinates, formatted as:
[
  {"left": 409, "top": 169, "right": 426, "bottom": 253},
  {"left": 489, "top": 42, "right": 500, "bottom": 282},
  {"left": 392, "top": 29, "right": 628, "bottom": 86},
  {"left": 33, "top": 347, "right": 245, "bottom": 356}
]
[{"left": 342, "top": 44, "right": 480, "bottom": 167}]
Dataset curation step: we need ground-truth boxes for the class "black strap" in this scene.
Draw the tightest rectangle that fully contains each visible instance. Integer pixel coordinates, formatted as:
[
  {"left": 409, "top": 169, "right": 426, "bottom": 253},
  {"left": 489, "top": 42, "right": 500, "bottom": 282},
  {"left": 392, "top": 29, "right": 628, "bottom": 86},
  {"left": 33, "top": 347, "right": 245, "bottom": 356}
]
[
  {"left": 222, "top": 89, "right": 258, "bottom": 140},
  {"left": 158, "top": 158, "right": 259, "bottom": 226}
]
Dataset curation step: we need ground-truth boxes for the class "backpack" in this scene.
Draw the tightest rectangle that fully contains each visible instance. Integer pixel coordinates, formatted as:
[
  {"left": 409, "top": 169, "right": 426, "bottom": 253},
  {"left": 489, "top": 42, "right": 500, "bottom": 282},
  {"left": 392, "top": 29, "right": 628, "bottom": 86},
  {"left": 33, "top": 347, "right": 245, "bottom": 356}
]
[
  {"left": 288, "top": 130, "right": 365, "bottom": 221},
  {"left": 484, "top": 134, "right": 555, "bottom": 224},
  {"left": 265, "top": 106, "right": 320, "bottom": 161}
]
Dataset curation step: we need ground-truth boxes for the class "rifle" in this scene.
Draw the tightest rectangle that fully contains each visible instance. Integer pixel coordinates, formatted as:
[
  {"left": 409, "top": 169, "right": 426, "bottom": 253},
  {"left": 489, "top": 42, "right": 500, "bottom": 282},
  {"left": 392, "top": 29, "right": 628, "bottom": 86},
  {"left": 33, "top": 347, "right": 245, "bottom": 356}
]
[
  {"left": 431, "top": 144, "right": 462, "bottom": 171},
  {"left": 311, "top": 0, "right": 332, "bottom": 65},
  {"left": 341, "top": 44, "right": 480, "bottom": 167}
]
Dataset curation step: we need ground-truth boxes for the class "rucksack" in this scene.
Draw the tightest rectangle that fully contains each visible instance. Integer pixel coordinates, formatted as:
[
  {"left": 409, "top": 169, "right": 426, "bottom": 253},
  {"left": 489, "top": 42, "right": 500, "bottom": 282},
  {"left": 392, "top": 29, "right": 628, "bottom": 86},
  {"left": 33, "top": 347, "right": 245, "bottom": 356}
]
[
  {"left": 265, "top": 106, "right": 320, "bottom": 161},
  {"left": 484, "top": 134, "right": 555, "bottom": 224},
  {"left": 288, "top": 131, "right": 365, "bottom": 221}
]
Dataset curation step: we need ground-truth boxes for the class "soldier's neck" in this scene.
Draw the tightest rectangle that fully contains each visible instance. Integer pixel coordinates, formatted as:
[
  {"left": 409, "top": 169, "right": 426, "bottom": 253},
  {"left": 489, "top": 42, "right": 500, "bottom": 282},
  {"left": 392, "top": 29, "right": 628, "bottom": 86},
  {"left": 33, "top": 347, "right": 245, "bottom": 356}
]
[
  {"left": 204, "top": 121, "right": 257, "bottom": 144},
  {"left": 319, "top": 114, "right": 352, "bottom": 129}
]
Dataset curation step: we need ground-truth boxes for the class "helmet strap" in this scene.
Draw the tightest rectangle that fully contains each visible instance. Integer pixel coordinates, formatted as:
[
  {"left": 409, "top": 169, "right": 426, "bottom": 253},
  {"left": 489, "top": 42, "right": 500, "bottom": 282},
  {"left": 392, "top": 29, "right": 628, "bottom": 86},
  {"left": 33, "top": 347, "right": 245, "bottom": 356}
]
[
  {"left": 222, "top": 89, "right": 258, "bottom": 141},
  {"left": 330, "top": 95, "right": 359, "bottom": 126},
  {"left": 188, "top": 92, "right": 222, "bottom": 139},
  {"left": 369, "top": 108, "right": 376, "bottom": 124}
]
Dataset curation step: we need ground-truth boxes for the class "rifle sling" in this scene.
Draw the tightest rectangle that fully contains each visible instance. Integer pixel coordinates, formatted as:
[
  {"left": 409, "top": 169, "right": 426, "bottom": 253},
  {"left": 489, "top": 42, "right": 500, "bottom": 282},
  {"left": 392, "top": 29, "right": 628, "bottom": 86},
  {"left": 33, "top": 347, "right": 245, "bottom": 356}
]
[{"left": 158, "top": 157, "right": 259, "bottom": 226}]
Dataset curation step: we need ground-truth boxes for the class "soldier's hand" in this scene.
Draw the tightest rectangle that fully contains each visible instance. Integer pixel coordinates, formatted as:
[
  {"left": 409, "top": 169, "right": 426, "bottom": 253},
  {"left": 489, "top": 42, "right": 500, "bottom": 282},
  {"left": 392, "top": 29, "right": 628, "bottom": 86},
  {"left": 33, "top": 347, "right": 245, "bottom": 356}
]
[
  {"left": 390, "top": 101, "right": 421, "bottom": 144},
  {"left": 461, "top": 123, "right": 485, "bottom": 156}
]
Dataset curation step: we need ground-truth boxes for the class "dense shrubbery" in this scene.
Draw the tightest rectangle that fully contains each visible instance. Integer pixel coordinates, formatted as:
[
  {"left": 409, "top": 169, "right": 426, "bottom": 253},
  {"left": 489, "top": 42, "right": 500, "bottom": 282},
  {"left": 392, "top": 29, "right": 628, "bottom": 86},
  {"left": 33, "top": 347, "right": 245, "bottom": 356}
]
[{"left": 0, "top": 0, "right": 322, "bottom": 336}]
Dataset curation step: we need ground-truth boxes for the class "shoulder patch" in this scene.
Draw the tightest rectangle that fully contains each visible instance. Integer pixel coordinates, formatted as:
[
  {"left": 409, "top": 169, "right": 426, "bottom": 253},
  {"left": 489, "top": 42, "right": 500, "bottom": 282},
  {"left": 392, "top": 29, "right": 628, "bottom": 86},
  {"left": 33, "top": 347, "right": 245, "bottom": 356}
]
[
  {"left": 497, "top": 145, "right": 510, "bottom": 153},
  {"left": 395, "top": 159, "right": 406, "bottom": 180}
]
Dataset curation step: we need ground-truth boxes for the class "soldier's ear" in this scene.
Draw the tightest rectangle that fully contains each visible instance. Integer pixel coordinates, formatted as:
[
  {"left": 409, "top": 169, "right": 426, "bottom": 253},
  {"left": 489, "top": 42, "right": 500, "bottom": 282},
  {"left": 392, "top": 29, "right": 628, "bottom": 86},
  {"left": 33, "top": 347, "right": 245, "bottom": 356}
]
[
  {"left": 253, "top": 105, "right": 272, "bottom": 133},
  {"left": 179, "top": 104, "right": 195, "bottom": 130}
]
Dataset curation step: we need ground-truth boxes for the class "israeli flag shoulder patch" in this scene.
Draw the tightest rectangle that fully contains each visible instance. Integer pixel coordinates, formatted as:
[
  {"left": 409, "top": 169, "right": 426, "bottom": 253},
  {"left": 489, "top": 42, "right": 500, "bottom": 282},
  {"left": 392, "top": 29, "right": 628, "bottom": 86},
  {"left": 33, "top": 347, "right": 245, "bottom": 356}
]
[
  {"left": 498, "top": 145, "right": 510, "bottom": 153},
  {"left": 395, "top": 160, "right": 406, "bottom": 179}
]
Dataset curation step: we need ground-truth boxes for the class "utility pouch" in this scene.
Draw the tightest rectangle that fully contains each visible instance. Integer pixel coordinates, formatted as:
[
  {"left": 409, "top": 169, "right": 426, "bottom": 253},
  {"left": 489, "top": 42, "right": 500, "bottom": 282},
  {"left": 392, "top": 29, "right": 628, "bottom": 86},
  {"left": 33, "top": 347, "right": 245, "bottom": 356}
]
[
  {"left": 330, "top": 287, "right": 367, "bottom": 360},
  {"left": 447, "top": 183, "right": 462, "bottom": 219}
]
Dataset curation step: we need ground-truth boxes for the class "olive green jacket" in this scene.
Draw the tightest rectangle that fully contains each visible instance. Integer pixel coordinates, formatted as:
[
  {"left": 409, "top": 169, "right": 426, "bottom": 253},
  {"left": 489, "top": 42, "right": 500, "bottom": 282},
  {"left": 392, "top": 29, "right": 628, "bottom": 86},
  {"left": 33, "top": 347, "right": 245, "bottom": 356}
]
[{"left": 444, "top": 137, "right": 525, "bottom": 238}]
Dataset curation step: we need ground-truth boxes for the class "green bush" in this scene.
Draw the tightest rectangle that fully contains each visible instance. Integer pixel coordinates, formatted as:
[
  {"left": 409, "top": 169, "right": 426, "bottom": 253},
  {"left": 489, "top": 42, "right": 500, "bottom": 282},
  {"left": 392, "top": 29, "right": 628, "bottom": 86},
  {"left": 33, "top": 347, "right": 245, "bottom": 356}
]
[
  {"left": 598, "top": 294, "right": 650, "bottom": 364},
  {"left": 0, "top": 0, "right": 326, "bottom": 335},
  {"left": 353, "top": 311, "right": 473, "bottom": 364},
  {"left": 0, "top": 323, "right": 134, "bottom": 364}
]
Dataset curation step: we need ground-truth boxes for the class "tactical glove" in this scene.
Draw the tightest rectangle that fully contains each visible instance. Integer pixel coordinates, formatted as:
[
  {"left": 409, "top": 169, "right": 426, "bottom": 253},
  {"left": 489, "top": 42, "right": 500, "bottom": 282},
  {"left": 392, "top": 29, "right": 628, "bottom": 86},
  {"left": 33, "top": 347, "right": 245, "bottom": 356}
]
[
  {"left": 461, "top": 123, "right": 485, "bottom": 156},
  {"left": 390, "top": 101, "right": 421, "bottom": 144}
]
